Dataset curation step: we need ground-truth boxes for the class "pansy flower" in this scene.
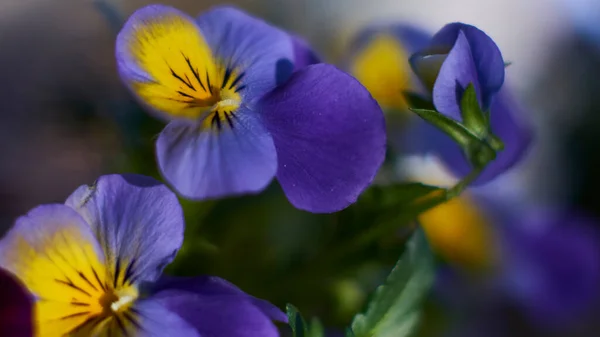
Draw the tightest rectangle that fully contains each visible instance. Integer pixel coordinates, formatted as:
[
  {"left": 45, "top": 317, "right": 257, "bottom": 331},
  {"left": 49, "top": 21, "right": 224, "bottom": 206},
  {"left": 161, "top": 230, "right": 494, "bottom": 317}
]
[
  {"left": 409, "top": 23, "right": 532, "bottom": 183},
  {"left": 0, "top": 268, "right": 33, "bottom": 337},
  {"left": 0, "top": 174, "right": 286, "bottom": 336},
  {"left": 116, "top": 5, "right": 386, "bottom": 213}
]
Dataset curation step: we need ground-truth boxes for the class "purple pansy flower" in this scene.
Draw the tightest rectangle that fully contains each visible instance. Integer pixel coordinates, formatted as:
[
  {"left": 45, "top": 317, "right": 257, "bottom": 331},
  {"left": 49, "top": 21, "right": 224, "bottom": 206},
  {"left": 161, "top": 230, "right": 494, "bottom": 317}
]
[
  {"left": 497, "top": 209, "right": 600, "bottom": 327},
  {"left": 407, "top": 23, "right": 532, "bottom": 184},
  {"left": 115, "top": 5, "right": 386, "bottom": 213},
  {"left": 0, "top": 268, "right": 33, "bottom": 337},
  {"left": 0, "top": 174, "right": 286, "bottom": 336}
]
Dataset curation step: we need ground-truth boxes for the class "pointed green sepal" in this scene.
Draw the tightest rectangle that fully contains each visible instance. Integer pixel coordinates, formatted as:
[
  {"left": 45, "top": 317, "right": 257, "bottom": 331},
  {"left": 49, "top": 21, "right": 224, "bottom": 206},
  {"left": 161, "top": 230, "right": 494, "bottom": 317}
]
[
  {"left": 287, "top": 304, "right": 325, "bottom": 337},
  {"left": 347, "top": 227, "right": 435, "bottom": 337},
  {"left": 459, "top": 83, "right": 489, "bottom": 136}
]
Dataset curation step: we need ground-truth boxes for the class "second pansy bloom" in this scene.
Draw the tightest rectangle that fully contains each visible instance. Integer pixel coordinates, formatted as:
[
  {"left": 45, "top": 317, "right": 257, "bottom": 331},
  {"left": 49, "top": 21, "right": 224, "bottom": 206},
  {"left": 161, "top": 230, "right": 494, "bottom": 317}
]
[{"left": 116, "top": 5, "right": 386, "bottom": 213}]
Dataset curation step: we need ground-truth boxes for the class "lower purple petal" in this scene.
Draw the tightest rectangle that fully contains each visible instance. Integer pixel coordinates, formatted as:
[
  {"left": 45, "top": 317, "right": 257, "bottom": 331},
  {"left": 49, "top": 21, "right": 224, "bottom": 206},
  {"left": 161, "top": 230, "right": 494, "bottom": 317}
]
[
  {"left": 151, "top": 276, "right": 287, "bottom": 323},
  {"left": 148, "top": 276, "right": 284, "bottom": 337},
  {"left": 131, "top": 299, "right": 199, "bottom": 337},
  {"left": 0, "top": 268, "right": 32, "bottom": 337},
  {"left": 260, "top": 64, "right": 386, "bottom": 213},
  {"left": 156, "top": 107, "right": 277, "bottom": 200}
]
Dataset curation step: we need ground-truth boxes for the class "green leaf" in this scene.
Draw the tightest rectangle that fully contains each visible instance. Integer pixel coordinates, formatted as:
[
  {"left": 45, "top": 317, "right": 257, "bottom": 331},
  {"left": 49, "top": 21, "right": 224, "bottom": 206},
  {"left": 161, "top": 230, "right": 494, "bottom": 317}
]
[
  {"left": 410, "top": 107, "right": 497, "bottom": 169},
  {"left": 287, "top": 304, "right": 325, "bottom": 337},
  {"left": 403, "top": 91, "right": 436, "bottom": 111},
  {"left": 348, "top": 227, "right": 435, "bottom": 337},
  {"left": 410, "top": 108, "right": 481, "bottom": 147},
  {"left": 459, "top": 83, "right": 488, "bottom": 136}
]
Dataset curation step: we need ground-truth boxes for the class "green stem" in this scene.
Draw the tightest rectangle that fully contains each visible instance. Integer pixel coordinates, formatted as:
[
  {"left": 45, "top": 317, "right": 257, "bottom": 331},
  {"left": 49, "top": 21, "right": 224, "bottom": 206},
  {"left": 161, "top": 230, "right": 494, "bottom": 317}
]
[{"left": 445, "top": 166, "right": 483, "bottom": 200}]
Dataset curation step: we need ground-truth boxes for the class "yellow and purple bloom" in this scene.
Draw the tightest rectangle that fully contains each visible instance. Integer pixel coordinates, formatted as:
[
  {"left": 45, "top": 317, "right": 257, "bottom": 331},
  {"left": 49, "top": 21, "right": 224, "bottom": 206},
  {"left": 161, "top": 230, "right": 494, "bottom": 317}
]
[
  {"left": 409, "top": 23, "right": 532, "bottom": 183},
  {"left": 115, "top": 5, "right": 386, "bottom": 213},
  {"left": 0, "top": 174, "right": 286, "bottom": 336},
  {"left": 0, "top": 268, "right": 33, "bottom": 337}
]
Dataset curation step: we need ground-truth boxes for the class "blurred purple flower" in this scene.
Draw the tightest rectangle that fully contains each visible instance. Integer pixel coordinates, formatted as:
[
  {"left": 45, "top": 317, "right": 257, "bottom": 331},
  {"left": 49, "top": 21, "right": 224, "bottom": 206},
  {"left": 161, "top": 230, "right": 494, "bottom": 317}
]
[
  {"left": 0, "top": 268, "right": 32, "bottom": 337},
  {"left": 0, "top": 174, "right": 286, "bottom": 336},
  {"left": 498, "top": 209, "right": 600, "bottom": 327},
  {"left": 116, "top": 5, "right": 386, "bottom": 213},
  {"left": 409, "top": 23, "right": 532, "bottom": 184}
]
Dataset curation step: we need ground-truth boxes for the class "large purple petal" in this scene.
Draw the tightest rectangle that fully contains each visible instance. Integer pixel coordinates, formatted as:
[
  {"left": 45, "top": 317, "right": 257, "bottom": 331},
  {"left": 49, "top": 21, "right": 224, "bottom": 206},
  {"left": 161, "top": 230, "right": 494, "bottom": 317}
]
[
  {"left": 196, "top": 6, "right": 294, "bottom": 104},
  {"left": 0, "top": 268, "right": 33, "bottom": 337},
  {"left": 148, "top": 276, "right": 284, "bottom": 337},
  {"left": 260, "top": 64, "right": 386, "bottom": 213},
  {"left": 156, "top": 106, "right": 277, "bottom": 200},
  {"left": 430, "top": 23, "right": 505, "bottom": 110},
  {"left": 65, "top": 174, "right": 184, "bottom": 283}
]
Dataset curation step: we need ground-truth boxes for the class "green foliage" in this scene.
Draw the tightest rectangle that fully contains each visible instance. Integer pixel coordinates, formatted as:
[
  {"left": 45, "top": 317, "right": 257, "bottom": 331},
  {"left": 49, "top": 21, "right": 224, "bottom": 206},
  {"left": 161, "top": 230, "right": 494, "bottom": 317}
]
[
  {"left": 287, "top": 304, "right": 326, "bottom": 337},
  {"left": 347, "top": 228, "right": 435, "bottom": 337},
  {"left": 409, "top": 81, "right": 506, "bottom": 169},
  {"left": 459, "top": 84, "right": 488, "bottom": 136}
]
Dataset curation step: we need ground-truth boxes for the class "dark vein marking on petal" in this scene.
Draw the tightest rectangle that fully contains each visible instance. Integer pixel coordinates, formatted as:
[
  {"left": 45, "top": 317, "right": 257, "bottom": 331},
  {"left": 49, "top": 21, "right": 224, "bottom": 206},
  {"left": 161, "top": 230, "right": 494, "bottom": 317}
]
[
  {"left": 55, "top": 279, "right": 92, "bottom": 297},
  {"left": 229, "top": 72, "right": 245, "bottom": 89}
]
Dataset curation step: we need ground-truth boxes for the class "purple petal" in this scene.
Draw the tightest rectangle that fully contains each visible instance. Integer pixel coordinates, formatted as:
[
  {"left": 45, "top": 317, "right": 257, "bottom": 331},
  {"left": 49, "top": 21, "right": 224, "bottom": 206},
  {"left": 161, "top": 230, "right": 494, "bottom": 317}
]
[
  {"left": 430, "top": 23, "right": 505, "bottom": 110},
  {"left": 432, "top": 30, "right": 480, "bottom": 120},
  {"left": 156, "top": 107, "right": 277, "bottom": 200},
  {"left": 0, "top": 268, "right": 33, "bottom": 337},
  {"left": 259, "top": 64, "right": 386, "bottom": 213},
  {"left": 65, "top": 174, "right": 184, "bottom": 283},
  {"left": 148, "top": 276, "right": 284, "bottom": 337},
  {"left": 196, "top": 6, "right": 294, "bottom": 104},
  {"left": 291, "top": 34, "right": 321, "bottom": 71},
  {"left": 130, "top": 299, "right": 199, "bottom": 337},
  {"left": 151, "top": 276, "right": 287, "bottom": 323},
  {"left": 499, "top": 211, "right": 600, "bottom": 326}
]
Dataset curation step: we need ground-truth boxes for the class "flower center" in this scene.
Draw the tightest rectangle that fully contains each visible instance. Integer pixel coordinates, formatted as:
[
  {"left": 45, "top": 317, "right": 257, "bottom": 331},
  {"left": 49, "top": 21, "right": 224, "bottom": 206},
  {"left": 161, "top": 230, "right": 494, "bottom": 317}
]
[
  {"left": 166, "top": 53, "right": 246, "bottom": 131},
  {"left": 99, "top": 285, "right": 139, "bottom": 316}
]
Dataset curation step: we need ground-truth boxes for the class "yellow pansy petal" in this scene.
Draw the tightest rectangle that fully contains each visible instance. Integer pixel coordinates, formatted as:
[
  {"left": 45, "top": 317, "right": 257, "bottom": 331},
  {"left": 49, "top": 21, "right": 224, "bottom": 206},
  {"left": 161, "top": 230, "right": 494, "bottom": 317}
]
[
  {"left": 351, "top": 34, "right": 412, "bottom": 111},
  {"left": 117, "top": 5, "right": 222, "bottom": 119},
  {"left": 419, "top": 194, "right": 498, "bottom": 271}
]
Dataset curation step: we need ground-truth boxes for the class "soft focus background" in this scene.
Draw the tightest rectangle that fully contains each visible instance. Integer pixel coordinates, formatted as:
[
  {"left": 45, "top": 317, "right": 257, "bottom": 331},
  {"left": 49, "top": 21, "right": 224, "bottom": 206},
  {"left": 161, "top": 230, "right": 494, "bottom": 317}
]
[{"left": 1, "top": 0, "right": 600, "bottom": 336}]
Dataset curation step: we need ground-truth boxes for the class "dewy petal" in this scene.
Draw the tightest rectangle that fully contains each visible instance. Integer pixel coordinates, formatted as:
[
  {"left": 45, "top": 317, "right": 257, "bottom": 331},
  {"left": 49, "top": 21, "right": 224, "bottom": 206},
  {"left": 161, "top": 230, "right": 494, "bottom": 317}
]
[
  {"left": 156, "top": 106, "right": 277, "bottom": 200},
  {"left": 432, "top": 30, "right": 480, "bottom": 120},
  {"left": 196, "top": 6, "right": 294, "bottom": 104},
  {"left": 116, "top": 5, "right": 218, "bottom": 120},
  {"left": 148, "top": 276, "right": 284, "bottom": 337},
  {"left": 260, "top": 64, "right": 386, "bottom": 213},
  {"left": 0, "top": 205, "right": 109, "bottom": 336},
  {"left": 65, "top": 174, "right": 184, "bottom": 283},
  {"left": 0, "top": 268, "right": 33, "bottom": 337},
  {"left": 430, "top": 23, "right": 504, "bottom": 110}
]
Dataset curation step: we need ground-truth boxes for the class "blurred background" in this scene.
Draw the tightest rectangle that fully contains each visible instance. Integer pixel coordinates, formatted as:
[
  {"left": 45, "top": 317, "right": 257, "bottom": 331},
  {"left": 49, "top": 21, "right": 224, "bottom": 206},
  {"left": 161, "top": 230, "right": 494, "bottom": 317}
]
[{"left": 1, "top": 0, "right": 600, "bottom": 336}]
